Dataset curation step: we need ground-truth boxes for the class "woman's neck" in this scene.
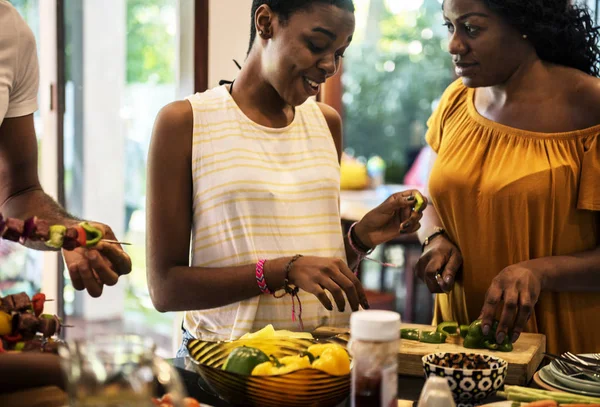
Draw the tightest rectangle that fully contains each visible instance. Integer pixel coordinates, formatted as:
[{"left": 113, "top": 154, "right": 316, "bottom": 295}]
[
  {"left": 229, "top": 56, "right": 295, "bottom": 128},
  {"left": 484, "top": 55, "right": 552, "bottom": 106}
]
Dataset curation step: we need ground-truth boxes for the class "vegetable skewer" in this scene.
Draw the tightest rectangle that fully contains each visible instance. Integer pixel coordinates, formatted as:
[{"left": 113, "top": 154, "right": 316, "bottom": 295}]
[{"left": 0, "top": 213, "right": 130, "bottom": 249}]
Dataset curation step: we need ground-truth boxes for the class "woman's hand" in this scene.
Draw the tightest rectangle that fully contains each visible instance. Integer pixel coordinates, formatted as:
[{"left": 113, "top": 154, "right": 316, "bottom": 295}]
[
  {"left": 414, "top": 235, "right": 462, "bottom": 293},
  {"left": 354, "top": 190, "right": 427, "bottom": 248},
  {"left": 479, "top": 263, "right": 543, "bottom": 345},
  {"left": 266, "top": 256, "right": 370, "bottom": 312},
  {"left": 63, "top": 222, "right": 132, "bottom": 298}
]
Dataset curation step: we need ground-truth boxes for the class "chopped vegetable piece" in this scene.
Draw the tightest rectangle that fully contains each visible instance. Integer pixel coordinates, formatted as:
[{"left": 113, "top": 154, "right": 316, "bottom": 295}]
[
  {"left": 45, "top": 225, "right": 67, "bottom": 249},
  {"left": 463, "top": 319, "right": 514, "bottom": 352},
  {"left": 420, "top": 331, "right": 447, "bottom": 344},
  {"left": 401, "top": 328, "right": 420, "bottom": 341},
  {"left": 0, "top": 311, "right": 12, "bottom": 336},
  {"left": 437, "top": 321, "right": 459, "bottom": 336},
  {"left": 80, "top": 222, "right": 103, "bottom": 247},
  {"left": 74, "top": 225, "right": 87, "bottom": 248},
  {"left": 31, "top": 293, "right": 46, "bottom": 317}
]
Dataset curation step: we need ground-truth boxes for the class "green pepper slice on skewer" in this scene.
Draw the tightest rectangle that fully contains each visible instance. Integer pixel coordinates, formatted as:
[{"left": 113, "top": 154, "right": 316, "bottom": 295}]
[
  {"left": 45, "top": 225, "right": 67, "bottom": 249},
  {"left": 79, "top": 222, "right": 103, "bottom": 247}
]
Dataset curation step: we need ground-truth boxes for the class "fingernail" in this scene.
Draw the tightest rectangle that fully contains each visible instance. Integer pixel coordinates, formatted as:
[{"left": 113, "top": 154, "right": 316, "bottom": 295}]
[
  {"left": 407, "top": 195, "right": 415, "bottom": 202},
  {"left": 512, "top": 333, "right": 520, "bottom": 343},
  {"left": 444, "top": 275, "right": 453, "bottom": 285},
  {"left": 402, "top": 222, "right": 412, "bottom": 230},
  {"left": 496, "top": 332, "right": 505, "bottom": 344},
  {"left": 87, "top": 251, "right": 97, "bottom": 260},
  {"left": 482, "top": 325, "right": 490, "bottom": 336}
]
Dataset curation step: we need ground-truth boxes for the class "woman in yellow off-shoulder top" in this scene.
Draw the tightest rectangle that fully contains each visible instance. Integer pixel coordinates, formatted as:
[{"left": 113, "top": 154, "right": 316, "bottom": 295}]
[{"left": 414, "top": 0, "right": 600, "bottom": 354}]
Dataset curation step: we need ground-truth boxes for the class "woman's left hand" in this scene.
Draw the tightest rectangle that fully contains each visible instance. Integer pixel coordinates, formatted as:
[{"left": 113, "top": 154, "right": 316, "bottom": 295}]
[
  {"left": 354, "top": 190, "right": 427, "bottom": 248},
  {"left": 479, "top": 263, "right": 544, "bottom": 345}
]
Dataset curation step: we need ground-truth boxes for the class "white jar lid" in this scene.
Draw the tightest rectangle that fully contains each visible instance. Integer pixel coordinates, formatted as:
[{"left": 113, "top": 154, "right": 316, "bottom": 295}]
[{"left": 350, "top": 310, "right": 401, "bottom": 341}]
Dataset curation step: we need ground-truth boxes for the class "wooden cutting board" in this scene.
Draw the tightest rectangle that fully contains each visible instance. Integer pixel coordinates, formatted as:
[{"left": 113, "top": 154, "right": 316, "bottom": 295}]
[
  {"left": 313, "top": 323, "right": 546, "bottom": 386},
  {"left": 397, "top": 324, "right": 545, "bottom": 385}
]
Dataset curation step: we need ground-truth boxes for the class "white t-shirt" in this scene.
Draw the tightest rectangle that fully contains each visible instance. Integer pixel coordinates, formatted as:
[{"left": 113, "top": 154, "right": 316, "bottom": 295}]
[{"left": 0, "top": 0, "right": 39, "bottom": 127}]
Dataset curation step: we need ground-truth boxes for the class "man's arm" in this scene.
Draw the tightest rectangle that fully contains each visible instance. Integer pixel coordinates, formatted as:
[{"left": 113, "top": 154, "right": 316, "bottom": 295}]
[{"left": 0, "top": 114, "right": 79, "bottom": 250}]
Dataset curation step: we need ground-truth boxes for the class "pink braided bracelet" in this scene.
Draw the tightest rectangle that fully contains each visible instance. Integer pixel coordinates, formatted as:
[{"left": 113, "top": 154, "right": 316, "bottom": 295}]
[{"left": 255, "top": 259, "right": 271, "bottom": 294}]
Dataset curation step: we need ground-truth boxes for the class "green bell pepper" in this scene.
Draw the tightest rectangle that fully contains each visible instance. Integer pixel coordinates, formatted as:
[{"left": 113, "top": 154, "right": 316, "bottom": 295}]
[
  {"left": 462, "top": 319, "right": 513, "bottom": 352},
  {"left": 45, "top": 225, "right": 67, "bottom": 249},
  {"left": 436, "top": 321, "right": 459, "bottom": 336},
  {"left": 420, "top": 331, "right": 447, "bottom": 344},
  {"left": 79, "top": 222, "right": 103, "bottom": 247},
  {"left": 222, "top": 346, "right": 270, "bottom": 375},
  {"left": 401, "top": 328, "right": 420, "bottom": 341},
  {"left": 459, "top": 325, "right": 470, "bottom": 339}
]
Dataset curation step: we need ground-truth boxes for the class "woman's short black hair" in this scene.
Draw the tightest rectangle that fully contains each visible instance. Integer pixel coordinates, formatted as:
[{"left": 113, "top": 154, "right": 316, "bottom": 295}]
[
  {"left": 248, "top": 0, "right": 355, "bottom": 55},
  {"left": 482, "top": 0, "right": 600, "bottom": 76}
]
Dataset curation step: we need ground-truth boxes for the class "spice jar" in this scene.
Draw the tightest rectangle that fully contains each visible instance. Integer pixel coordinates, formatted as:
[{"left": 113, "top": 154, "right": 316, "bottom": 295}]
[{"left": 349, "top": 310, "right": 401, "bottom": 407}]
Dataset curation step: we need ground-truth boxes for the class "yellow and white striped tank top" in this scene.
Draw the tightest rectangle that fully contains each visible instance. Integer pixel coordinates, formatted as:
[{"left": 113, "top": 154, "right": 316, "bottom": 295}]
[{"left": 183, "top": 85, "right": 351, "bottom": 341}]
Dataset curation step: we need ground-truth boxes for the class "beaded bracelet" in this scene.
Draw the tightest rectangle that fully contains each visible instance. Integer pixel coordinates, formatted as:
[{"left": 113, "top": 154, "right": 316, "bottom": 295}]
[
  {"left": 273, "top": 254, "right": 304, "bottom": 330},
  {"left": 255, "top": 255, "right": 305, "bottom": 330}
]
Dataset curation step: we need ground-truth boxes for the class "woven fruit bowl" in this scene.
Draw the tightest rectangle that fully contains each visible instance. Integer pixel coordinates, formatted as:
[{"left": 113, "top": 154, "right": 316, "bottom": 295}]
[{"left": 187, "top": 337, "right": 350, "bottom": 407}]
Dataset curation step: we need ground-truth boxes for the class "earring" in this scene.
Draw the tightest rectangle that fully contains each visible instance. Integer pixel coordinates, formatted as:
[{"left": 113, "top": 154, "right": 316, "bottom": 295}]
[{"left": 522, "top": 34, "right": 528, "bottom": 39}]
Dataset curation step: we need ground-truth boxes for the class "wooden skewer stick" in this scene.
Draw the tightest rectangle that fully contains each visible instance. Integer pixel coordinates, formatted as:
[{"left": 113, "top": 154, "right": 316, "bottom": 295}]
[{"left": 101, "top": 239, "right": 132, "bottom": 246}]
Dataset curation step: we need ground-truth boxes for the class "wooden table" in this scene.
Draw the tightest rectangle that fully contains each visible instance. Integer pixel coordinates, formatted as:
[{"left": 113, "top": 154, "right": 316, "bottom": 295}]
[
  {"left": 0, "top": 356, "right": 521, "bottom": 407},
  {"left": 170, "top": 357, "right": 507, "bottom": 407}
]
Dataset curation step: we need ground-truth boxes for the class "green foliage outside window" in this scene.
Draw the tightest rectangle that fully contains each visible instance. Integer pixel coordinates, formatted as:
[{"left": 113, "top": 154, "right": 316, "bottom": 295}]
[
  {"left": 343, "top": 0, "right": 453, "bottom": 182},
  {"left": 126, "top": 0, "right": 176, "bottom": 84}
]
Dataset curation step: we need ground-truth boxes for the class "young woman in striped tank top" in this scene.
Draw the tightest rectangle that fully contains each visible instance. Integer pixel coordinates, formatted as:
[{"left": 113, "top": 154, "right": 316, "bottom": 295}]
[{"left": 146, "top": 0, "right": 427, "bottom": 353}]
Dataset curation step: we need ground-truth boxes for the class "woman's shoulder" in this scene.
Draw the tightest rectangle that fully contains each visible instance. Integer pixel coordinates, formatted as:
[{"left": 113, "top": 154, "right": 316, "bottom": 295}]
[
  {"left": 155, "top": 100, "right": 193, "bottom": 131},
  {"left": 186, "top": 85, "right": 230, "bottom": 109},
  {"left": 557, "top": 67, "right": 600, "bottom": 129},
  {"left": 433, "top": 78, "right": 470, "bottom": 117}
]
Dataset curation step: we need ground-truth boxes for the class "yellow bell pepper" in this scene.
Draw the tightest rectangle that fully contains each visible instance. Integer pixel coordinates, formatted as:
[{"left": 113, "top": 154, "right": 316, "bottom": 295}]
[
  {"left": 251, "top": 355, "right": 311, "bottom": 376},
  {"left": 308, "top": 344, "right": 351, "bottom": 376},
  {"left": 0, "top": 311, "right": 12, "bottom": 336}
]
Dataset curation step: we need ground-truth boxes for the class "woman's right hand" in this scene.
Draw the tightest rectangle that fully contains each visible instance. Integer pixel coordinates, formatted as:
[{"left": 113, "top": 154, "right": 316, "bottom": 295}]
[
  {"left": 414, "top": 236, "right": 463, "bottom": 293},
  {"left": 269, "top": 256, "right": 369, "bottom": 312}
]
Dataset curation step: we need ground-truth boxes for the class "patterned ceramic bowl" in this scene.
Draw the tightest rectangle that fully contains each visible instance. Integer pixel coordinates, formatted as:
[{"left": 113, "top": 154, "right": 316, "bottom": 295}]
[
  {"left": 187, "top": 338, "right": 350, "bottom": 407},
  {"left": 422, "top": 352, "right": 508, "bottom": 407}
]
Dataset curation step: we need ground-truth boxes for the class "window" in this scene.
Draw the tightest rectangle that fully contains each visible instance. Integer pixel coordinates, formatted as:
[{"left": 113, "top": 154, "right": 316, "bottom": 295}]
[
  {"left": 342, "top": 0, "right": 453, "bottom": 182},
  {"left": 62, "top": 0, "right": 184, "bottom": 356}
]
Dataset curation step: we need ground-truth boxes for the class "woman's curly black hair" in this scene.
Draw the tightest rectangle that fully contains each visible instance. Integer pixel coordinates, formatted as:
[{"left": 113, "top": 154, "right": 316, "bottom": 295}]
[
  {"left": 482, "top": 0, "right": 600, "bottom": 76},
  {"left": 247, "top": 0, "right": 355, "bottom": 55}
]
